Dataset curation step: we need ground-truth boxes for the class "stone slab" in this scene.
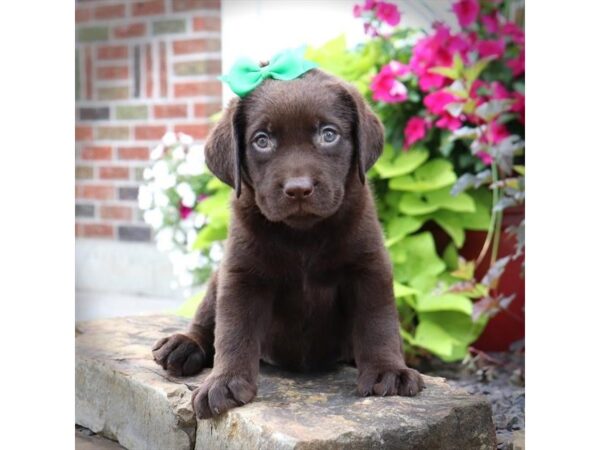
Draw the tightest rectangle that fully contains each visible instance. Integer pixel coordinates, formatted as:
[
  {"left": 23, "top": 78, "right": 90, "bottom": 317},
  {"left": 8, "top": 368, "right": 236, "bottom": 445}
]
[{"left": 76, "top": 315, "right": 496, "bottom": 450}]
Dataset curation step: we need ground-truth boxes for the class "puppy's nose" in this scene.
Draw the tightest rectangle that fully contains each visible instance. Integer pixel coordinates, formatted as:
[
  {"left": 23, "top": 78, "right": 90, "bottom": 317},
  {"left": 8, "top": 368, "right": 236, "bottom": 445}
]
[{"left": 283, "top": 177, "right": 314, "bottom": 199}]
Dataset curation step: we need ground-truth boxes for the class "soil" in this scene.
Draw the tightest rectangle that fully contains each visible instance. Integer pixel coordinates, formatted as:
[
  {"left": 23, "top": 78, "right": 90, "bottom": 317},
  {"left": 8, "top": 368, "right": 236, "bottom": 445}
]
[{"left": 418, "top": 346, "right": 525, "bottom": 450}]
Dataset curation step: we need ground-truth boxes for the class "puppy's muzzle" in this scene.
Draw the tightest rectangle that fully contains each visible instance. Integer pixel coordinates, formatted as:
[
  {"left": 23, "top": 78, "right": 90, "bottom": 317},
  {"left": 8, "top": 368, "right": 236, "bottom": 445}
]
[{"left": 283, "top": 177, "right": 315, "bottom": 200}]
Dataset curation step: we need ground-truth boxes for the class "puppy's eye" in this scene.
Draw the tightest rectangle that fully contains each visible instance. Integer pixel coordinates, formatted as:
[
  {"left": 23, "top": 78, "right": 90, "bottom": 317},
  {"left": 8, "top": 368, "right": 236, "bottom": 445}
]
[
  {"left": 252, "top": 132, "right": 273, "bottom": 152},
  {"left": 320, "top": 126, "right": 339, "bottom": 145}
]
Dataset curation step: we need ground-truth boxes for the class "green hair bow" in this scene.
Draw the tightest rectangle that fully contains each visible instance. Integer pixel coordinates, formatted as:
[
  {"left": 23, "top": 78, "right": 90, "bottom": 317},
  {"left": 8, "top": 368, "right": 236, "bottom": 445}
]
[{"left": 220, "top": 48, "right": 318, "bottom": 97}]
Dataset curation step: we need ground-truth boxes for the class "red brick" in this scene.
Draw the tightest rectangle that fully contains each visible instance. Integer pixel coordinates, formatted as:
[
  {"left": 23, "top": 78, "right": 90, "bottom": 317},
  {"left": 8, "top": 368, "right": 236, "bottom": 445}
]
[
  {"left": 99, "top": 166, "right": 130, "bottom": 180},
  {"left": 97, "top": 66, "right": 129, "bottom": 80},
  {"left": 118, "top": 147, "right": 149, "bottom": 160},
  {"left": 94, "top": 4, "right": 126, "bottom": 19},
  {"left": 82, "top": 146, "right": 112, "bottom": 160},
  {"left": 154, "top": 104, "right": 188, "bottom": 118},
  {"left": 194, "top": 102, "right": 221, "bottom": 118},
  {"left": 193, "top": 16, "right": 221, "bottom": 31},
  {"left": 76, "top": 185, "right": 114, "bottom": 200},
  {"left": 97, "top": 45, "right": 128, "bottom": 60},
  {"left": 172, "top": 38, "right": 220, "bottom": 55},
  {"left": 132, "top": 0, "right": 165, "bottom": 16},
  {"left": 134, "top": 125, "right": 167, "bottom": 140},
  {"left": 100, "top": 205, "right": 133, "bottom": 220},
  {"left": 80, "top": 223, "right": 114, "bottom": 238},
  {"left": 174, "top": 123, "right": 209, "bottom": 139},
  {"left": 174, "top": 81, "right": 221, "bottom": 98},
  {"left": 76, "top": 126, "right": 93, "bottom": 141},
  {"left": 113, "top": 23, "right": 146, "bottom": 39},
  {"left": 174, "top": 0, "right": 220, "bottom": 11},
  {"left": 76, "top": 8, "right": 92, "bottom": 23}
]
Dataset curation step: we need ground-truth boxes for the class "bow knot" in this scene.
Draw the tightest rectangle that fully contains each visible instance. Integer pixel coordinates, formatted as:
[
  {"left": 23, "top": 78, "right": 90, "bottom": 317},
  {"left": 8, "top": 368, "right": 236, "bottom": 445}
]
[{"left": 220, "top": 48, "right": 318, "bottom": 97}]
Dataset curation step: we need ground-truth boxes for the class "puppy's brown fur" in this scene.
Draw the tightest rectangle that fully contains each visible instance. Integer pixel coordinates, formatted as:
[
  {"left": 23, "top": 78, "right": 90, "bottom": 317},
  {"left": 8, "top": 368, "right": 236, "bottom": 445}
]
[{"left": 152, "top": 69, "right": 424, "bottom": 419}]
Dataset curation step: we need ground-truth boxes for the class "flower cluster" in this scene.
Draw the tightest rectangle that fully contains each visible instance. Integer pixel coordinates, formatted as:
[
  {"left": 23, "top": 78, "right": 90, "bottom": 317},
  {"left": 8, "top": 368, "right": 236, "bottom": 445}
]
[
  {"left": 138, "top": 132, "right": 223, "bottom": 289},
  {"left": 361, "top": 0, "right": 524, "bottom": 168},
  {"left": 353, "top": 0, "right": 401, "bottom": 36}
]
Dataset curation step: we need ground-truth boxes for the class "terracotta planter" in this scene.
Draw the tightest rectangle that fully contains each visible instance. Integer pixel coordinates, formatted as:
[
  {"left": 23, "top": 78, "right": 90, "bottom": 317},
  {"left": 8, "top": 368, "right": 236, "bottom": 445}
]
[
  {"left": 429, "top": 206, "right": 525, "bottom": 351},
  {"left": 466, "top": 207, "right": 524, "bottom": 351}
]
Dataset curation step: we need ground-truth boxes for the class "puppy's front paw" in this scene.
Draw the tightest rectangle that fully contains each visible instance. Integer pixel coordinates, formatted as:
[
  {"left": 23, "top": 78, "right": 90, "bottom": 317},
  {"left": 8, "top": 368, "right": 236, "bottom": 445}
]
[
  {"left": 152, "top": 333, "right": 207, "bottom": 377},
  {"left": 357, "top": 366, "right": 424, "bottom": 397},
  {"left": 192, "top": 373, "right": 257, "bottom": 419}
]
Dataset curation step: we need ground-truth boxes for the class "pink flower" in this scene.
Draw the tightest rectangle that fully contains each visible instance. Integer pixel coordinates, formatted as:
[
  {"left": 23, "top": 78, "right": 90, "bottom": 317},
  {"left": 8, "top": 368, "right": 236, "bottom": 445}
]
[
  {"left": 370, "top": 61, "right": 410, "bottom": 103},
  {"left": 476, "top": 39, "right": 505, "bottom": 58},
  {"left": 507, "top": 49, "right": 525, "bottom": 77},
  {"left": 436, "top": 113, "right": 463, "bottom": 131},
  {"left": 179, "top": 204, "right": 193, "bottom": 219},
  {"left": 375, "top": 1, "right": 401, "bottom": 26},
  {"left": 484, "top": 120, "right": 509, "bottom": 144},
  {"left": 409, "top": 24, "right": 469, "bottom": 91},
  {"left": 476, "top": 151, "right": 493, "bottom": 165},
  {"left": 424, "top": 90, "right": 458, "bottom": 115},
  {"left": 490, "top": 81, "right": 510, "bottom": 100},
  {"left": 481, "top": 12, "right": 499, "bottom": 34},
  {"left": 403, "top": 117, "right": 428, "bottom": 149},
  {"left": 452, "top": 0, "right": 480, "bottom": 28},
  {"left": 501, "top": 21, "right": 525, "bottom": 46},
  {"left": 511, "top": 91, "right": 525, "bottom": 123}
]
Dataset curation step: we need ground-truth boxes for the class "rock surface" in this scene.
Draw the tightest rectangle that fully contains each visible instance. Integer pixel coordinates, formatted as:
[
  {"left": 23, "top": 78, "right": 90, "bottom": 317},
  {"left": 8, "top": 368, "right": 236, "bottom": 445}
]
[{"left": 76, "top": 315, "right": 496, "bottom": 450}]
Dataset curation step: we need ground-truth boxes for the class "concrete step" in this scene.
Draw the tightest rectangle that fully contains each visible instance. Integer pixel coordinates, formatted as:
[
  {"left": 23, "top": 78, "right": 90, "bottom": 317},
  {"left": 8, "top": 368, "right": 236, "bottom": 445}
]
[{"left": 75, "top": 315, "right": 496, "bottom": 450}]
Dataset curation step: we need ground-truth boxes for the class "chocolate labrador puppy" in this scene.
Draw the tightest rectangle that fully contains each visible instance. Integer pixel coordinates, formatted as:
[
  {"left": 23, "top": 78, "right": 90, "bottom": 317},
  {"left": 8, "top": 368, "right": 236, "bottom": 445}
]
[{"left": 152, "top": 68, "right": 424, "bottom": 419}]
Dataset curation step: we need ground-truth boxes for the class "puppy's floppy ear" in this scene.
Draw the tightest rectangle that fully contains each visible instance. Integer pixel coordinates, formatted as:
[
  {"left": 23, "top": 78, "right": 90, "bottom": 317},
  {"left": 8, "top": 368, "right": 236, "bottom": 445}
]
[
  {"left": 204, "top": 98, "right": 245, "bottom": 197},
  {"left": 345, "top": 84, "right": 384, "bottom": 184}
]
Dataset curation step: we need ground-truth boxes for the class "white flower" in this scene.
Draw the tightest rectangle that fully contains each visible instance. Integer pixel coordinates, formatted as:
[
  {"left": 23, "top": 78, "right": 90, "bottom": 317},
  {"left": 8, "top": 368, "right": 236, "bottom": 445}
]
[
  {"left": 182, "top": 144, "right": 205, "bottom": 175},
  {"left": 137, "top": 185, "right": 153, "bottom": 210},
  {"left": 185, "top": 252, "right": 201, "bottom": 270},
  {"left": 156, "top": 174, "right": 176, "bottom": 190},
  {"left": 186, "top": 229, "right": 198, "bottom": 250},
  {"left": 143, "top": 208, "right": 164, "bottom": 229},
  {"left": 174, "top": 229, "right": 186, "bottom": 244},
  {"left": 154, "top": 191, "right": 170, "bottom": 208},
  {"left": 152, "top": 160, "right": 169, "bottom": 178},
  {"left": 176, "top": 182, "right": 196, "bottom": 207},
  {"left": 150, "top": 144, "right": 164, "bottom": 160},
  {"left": 178, "top": 132, "right": 194, "bottom": 146},
  {"left": 178, "top": 271, "right": 194, "bottom": 287},
  {"left": 143, "top": 167, "right": 154, "bottom": 180},
  {"left": 172, "top": 145, "right": 186, "bottom": 160},
  {"left": 194, "top": 213, "right": 207, "bottom": 228},
  {"left": 162, "top": 131, "right": 177, "bottom": 147},
  {"left": 156, "top": 228, "right": 174, "bottom": 252},
  {"left": 209, "top": 243, "right": 224, "bottom": 262}
]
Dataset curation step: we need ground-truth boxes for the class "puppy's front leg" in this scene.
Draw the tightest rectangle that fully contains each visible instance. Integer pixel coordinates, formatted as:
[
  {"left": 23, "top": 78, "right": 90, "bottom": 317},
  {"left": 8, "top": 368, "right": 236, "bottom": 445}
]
[
  {"left": 352, "top": 266, "right": 424, "bottom": 397},
  {"left": 192, "top": 269, "right": 273, "bottom": 419}
]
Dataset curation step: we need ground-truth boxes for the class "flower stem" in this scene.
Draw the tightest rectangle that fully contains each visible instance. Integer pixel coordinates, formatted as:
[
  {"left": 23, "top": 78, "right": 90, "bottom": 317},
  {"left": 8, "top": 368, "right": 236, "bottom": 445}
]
[{"left": 475, "top": 162, "right": 500, "bottom": 267}]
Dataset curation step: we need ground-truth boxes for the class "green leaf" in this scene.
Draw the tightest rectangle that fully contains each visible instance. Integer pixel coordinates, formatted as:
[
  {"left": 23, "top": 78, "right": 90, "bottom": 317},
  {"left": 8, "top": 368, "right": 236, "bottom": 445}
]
[
  {"left": 414, "top": 311, "right": 487, "bottom": 361},
  {"left": 460, "top": 198, "right": 492, "bottom": 231},
  {"left": 398, "top": 194, "right": 439, "bottom": 215},
  {"left": 389, "top": 159, "right": 457, "bottom": 192},
  {"left": 385, "top": 216, "right": 424, "bottom": 247},
  {"left": 429, "top": 210, "right": 466, "bottom": 247},
  {"left": 413, "top": 319, "right": 467, "bottom": 362},
  {"left": 464, "top": 56, "right": 495, "bottom": 85},
  {"left": 450, "top": 257, "right": 475, "bottom": 280},
  {"left": 174, "top": 290, "right": 205, "bottom": 318},
  {"left": 443, "top": 242, "right": 459, "bottom": 270},
  {"left": 374, "top": 146, "right": 429, "bottom": 178},
  {"left": 513, "top": 165, "right": 525, "bottom": 176},
  {"left": 192, "top": 224, "right": 227, "bottom": 250},
  {"left": 393, "top": 281, "right": 418, "bottom": 298},
  {"left": 392, "top": 232, "right": 446, "bottom": 284},
  {"left": 417, "top": 293, "right": 473, "bottom": 316},
  {"left": 428, "top": 66, "right": 458, "bottom": 80},
  {"left": 399, "top": 187, "right": 475, "bottom": 217}
]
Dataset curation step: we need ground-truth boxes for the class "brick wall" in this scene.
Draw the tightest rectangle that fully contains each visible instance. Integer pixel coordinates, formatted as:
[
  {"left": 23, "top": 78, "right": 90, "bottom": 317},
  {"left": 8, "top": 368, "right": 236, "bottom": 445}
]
[{"left": 75, "top": 0, "right": 222, "bottom": 242}]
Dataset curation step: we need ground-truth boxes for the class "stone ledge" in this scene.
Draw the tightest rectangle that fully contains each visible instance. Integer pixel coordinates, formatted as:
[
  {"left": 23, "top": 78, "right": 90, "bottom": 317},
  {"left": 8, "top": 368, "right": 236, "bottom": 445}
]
[{"left": 75, "top": 315, "right": 496, "bottom": 450}]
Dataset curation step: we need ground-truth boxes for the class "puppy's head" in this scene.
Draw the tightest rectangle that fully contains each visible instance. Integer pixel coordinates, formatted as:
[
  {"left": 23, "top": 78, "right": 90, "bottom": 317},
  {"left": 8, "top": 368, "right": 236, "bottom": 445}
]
[{"left": 205, "top": 69, "right": 383, "bottom": 230}]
